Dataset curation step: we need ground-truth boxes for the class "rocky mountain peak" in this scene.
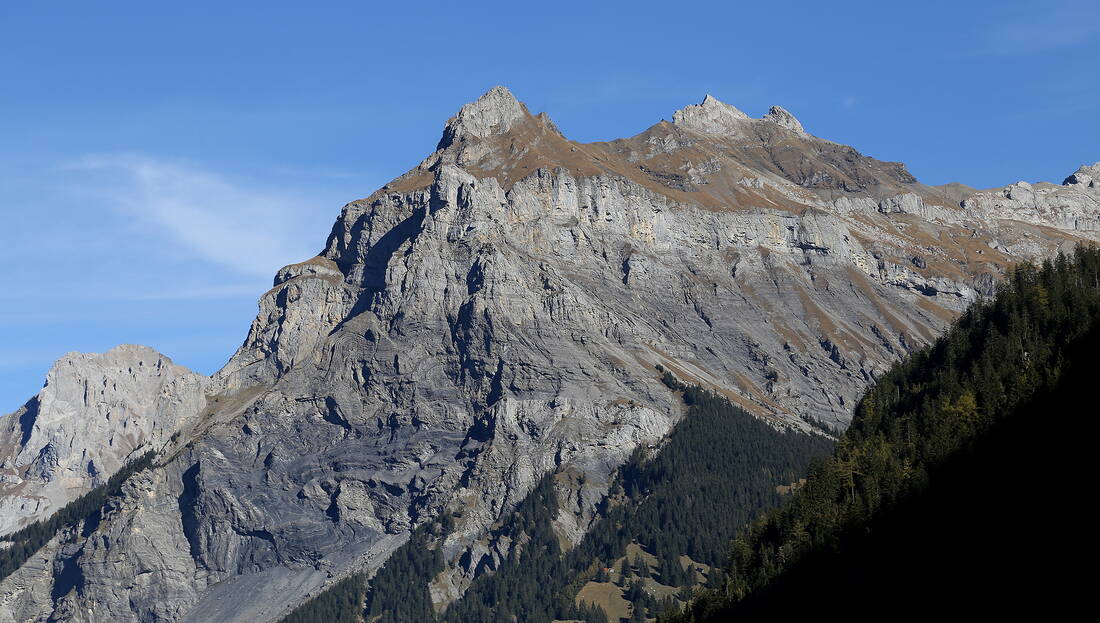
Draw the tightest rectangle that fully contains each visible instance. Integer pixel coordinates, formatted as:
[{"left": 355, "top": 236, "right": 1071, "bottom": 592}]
[
  {"left": 0, "top": 344, "right": 207, "bottom": 535},
  {"left": 1063, "top": 162, "right": 1100, "bottom": 188},
  {"left": 672, "top": 94, "right": 751, "bottom": 134},
  {"left": 437, "top": 85, "right": 529, "bottom": 149},
  {"left": 763, "top": 105, "right": 806, "bottom": 135},
  {"left": 2, "top": 85, "right": 1097, "bottom": 623}
]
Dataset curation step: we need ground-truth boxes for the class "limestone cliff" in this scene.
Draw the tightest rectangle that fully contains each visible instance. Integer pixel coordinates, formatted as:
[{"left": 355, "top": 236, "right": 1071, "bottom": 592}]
[
  {"left": 0, "top": 345, "right": 206, "bottom": 536},
  {"left": 1, "top": 87, "right": 1096, "bottom": 622}
]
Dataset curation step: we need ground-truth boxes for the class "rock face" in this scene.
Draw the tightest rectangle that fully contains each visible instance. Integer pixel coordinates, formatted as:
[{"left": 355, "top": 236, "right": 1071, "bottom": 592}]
[
  {"left": 963, "top": 171, "right": 1100, "bottom": 233},
  {"left": 1063, "top": 162, "right": 1100, "bottom": 187},
  {"left": 763, "top": 105, "right": 805, "bottom": 135},
  {"left": 1, "top": 87, "right": 1096, "bottom": 622},
  {"left": 0, "top": 345, "right": 207, "bottom": 536}
]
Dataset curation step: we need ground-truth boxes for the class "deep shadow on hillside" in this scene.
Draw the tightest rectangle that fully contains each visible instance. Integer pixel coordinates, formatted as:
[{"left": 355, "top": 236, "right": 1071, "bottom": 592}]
[{"left": 704, "top": 323, "right": 1099, "bottom": 620}]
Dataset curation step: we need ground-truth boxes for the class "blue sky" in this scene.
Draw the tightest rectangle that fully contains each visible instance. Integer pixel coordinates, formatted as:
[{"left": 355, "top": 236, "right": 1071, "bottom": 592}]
[{"left": 1, "top": 0, "right": 1097, "bottom": 410}]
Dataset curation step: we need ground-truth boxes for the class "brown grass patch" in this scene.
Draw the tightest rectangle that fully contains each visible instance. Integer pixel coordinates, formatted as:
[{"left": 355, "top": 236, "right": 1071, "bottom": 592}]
[
  {"left": 576, "top": 582, "right": 631, "bottom": 622},
  {"left": 915, "top": 296, "right": 959, "bottom": 323}
]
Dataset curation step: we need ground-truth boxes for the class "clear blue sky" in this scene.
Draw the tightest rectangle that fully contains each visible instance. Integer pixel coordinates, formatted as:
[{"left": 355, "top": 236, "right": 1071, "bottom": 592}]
[{"left": 1, "top": 0, "right": 1097, "bottom": 410}]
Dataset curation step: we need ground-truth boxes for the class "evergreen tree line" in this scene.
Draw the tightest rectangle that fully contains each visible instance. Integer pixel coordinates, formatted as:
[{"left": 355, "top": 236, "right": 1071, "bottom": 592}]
[
  {"left": 364, "top": 524, "right": 444, "bottom": 622},
  {"left": 283, "top": 476, "right": 611, "bottom": 622},
  {"left": 0, "top": 450, "right": 157, "bottom": 581},
  {"left": 281, "top": 571, "right": 367, "bottom": 623},
  {"left": 666, "top": 246, "right": 1100, "bottom": 621},
  {"left": 440, "top": 474, "right": 598, "bottom": 623},
  {"left": 438, "top": 377, "right": 832, "bottom": 622},
  {"left": 279, "top": 374, "right": 832, "bottom": 622},
  {"left": 280, "top": 522, "right": 444, "bottom": 623}
]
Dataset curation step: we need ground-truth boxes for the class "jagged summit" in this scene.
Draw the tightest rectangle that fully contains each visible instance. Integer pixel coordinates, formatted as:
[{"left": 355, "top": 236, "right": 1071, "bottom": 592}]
[
  {"left": 763, "top": 105, "right": 805, "bottom": 135},
  {"left": 670, "top": 94, "right": 807, "bottom": 138},
  {"left": 437, "top": 85, "right": 528, "bottom": 149},
  {"left": 400, "top": 87, "right": 918, "bottom": 202},
  {"left": 1063, "top": 162, "right": 1100, "bottom": 187},
  {"left": 672, "top": 93, "right": 751, "bottom": 134},
  {"left": 2, "top": 84, "right": 1097, "bottom": 623},
  {"left": 438, "top": 88, "right": 808, "bottom": 151},
  {"left": 0, "top": 344, "right": 207, "bottom": 535}
]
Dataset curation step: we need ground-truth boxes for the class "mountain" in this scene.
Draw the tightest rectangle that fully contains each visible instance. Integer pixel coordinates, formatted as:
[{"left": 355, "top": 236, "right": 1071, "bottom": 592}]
[
  {"left": 0, "top": 86, "right": 1096, "bottom": 622},
  {"left": 0, "top": 346, "right": 207, "bottom": 536},
  {"left": 669, "top": 246, "right": 1100, "bottom": 621}
]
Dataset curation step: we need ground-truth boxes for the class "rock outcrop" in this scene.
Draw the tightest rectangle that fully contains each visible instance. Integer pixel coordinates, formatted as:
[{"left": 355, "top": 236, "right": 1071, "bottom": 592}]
[
  {"left": 1, "top": 87, "right": 1096, "bottom": 622},
  {"left": 962, "top": 173, "right": 1100, "bottom": 233},
  {"left": 0, "top": 345, "right": 207, "bottom": 535},
  {"left": 763, "top": 105, "right": 806, "bottom": 135},
  {"left": 1063, "top": 162, "right": 1100, "bottom": 187}
]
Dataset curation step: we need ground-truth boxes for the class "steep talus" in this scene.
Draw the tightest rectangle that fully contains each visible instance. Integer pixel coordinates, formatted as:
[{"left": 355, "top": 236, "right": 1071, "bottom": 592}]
[{"left": 0, "top": 86, "right": 1096, "bottom": 622}]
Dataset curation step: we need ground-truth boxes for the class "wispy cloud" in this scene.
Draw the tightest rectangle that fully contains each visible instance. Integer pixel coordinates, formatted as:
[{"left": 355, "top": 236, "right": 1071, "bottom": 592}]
[
  {"left": 0, "top": 282, "right": 268, "bottom": 304},
  {"left": 64, "top": 154, "right": 337, "bottom": 277},
  {"left": 0, "top": 347, "right": 75, "bottom": 372},
  {"left": 0, "top": 283, "right": 261, "bottom": 305},
  {"left": 121, "top": 283, "right": 271, "bottom": 301},
  {"left": 983, "top": 1, "right": 1100, "bottom": 55}
]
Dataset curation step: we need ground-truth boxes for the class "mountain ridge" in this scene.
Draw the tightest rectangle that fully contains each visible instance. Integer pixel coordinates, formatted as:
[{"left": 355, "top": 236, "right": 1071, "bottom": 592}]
[{"left": 0, "top": 85, "right": 1096, "bottom": 622}]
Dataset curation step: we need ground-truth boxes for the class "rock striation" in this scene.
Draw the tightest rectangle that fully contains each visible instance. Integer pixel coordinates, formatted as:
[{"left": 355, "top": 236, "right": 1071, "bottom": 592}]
[{"left": 1, "top": 87, "right": 1096, "bottom": 622}]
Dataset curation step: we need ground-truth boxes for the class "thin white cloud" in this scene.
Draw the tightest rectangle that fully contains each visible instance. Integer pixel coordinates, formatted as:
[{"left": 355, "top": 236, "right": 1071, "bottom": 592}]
[
  {"left": 0, "top": 283, "right": 265, "bottom": 303},
  {"left": 0, "top": 347, "right": 74, "bottom": 372},
  {"left": 122, "top": 283, "right": 271, "bottom": 301},
  {"left": 65, "top": 154, "right": 335, "bottom": 277},
  {"left": 984, "top": 1, "right": 1100, "bottom": 55}
]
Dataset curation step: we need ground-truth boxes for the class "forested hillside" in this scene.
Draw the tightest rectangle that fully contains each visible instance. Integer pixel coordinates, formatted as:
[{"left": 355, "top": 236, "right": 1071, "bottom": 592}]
[
  {"left": 279, "top": 378, "right": 832, "bottom": 622},
  {"left": 670, "top": 246, "right": 1100, "bottom": 621},
  {"left": 442, "top": 379, "right": 833, "bottom": 623}
]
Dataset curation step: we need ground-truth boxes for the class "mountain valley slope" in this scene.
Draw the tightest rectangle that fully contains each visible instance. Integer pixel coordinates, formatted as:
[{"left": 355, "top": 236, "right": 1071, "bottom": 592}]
[{"left": 671, "top": 246, "right": 1100, "bottom": 622}]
